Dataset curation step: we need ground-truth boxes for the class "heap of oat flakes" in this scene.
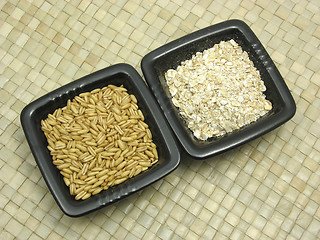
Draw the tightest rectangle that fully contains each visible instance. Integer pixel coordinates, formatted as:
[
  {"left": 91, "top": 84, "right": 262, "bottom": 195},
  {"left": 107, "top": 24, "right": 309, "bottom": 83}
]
[{"left": 165, "top": 39, "right": 272, "bottom": 140}]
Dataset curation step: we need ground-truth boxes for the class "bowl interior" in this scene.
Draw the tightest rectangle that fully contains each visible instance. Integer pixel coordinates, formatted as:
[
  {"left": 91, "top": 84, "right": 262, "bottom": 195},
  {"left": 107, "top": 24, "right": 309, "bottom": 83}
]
[
  {"left": 22, "top": 65, "right": 179, "bottom": 216},
  {"left": 151, "top": 27, "right": 284, "bottom": 147}
]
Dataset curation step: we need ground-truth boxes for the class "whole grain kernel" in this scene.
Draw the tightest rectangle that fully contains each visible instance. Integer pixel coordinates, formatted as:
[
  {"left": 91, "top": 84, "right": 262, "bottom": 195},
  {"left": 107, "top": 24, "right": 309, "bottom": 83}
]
[
  {"left": 75, "top": 191, "right": 87, "bottom": 200},
  {"left": 114, "top": 178, "right": 127, "bottom": 185},
  {"left": 89, "top": 159, "right": 96, "bottom": 169},
  {"left": 99, "top": 174, "right": 109, "bottom": 181},
  {"left": 83, "top": 185, "right": 92, "bottom": 192},
  {"left": 41, "top": 85, "right": 158, "bottom": 200},
  {"left": 64, "top": 177, "right": 71, "bottom": 186},
  {"left": 92, "top": 188, "right": 103, "bottom": 195},
  {"left": 70, "top": 183, "right": 76, "bottom": 195}
]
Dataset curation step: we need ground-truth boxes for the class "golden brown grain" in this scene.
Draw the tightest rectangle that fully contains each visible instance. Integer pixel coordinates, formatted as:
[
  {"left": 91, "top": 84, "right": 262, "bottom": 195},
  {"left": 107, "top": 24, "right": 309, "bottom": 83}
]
[
  {"left": 75, "top": 191, "right": 87, "bottom": 200},
  {"left": 41, "top": 85, "right": 158, "bottom": 201},
  {"left": 70, "top": 183, "right": 76, "bottom": 195},
  {"left": 64, "top": 177, "right": 70, "bottom": 186},
  {"left": 92, "top": 188, "right": 103, "bottom": 195}
]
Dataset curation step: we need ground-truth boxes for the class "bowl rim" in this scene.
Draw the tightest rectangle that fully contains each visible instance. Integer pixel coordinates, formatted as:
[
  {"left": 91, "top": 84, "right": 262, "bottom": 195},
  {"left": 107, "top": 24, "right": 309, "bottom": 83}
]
[
  {"left": 141, "top": 19, "right": 296, "bottom": 159},
  {"left": 20, "top": 63, "right": 181, "bottom": 217}
]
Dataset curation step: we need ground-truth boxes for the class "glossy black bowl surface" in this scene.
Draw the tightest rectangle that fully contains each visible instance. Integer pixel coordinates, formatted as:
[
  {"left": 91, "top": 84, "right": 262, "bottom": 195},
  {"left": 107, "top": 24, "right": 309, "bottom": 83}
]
[
  {"left": 141, "top": 19, "right": 296, "bottom": 159},
  {"left": 21, "top": 63, "right": 180, "bottom": 217}
]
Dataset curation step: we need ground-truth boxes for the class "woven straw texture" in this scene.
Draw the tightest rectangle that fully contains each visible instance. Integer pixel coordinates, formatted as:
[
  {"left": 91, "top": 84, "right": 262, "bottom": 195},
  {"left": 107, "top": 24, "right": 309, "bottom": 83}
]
[{"left": 1, "top": 0, "right": 320, "bottom": 239}]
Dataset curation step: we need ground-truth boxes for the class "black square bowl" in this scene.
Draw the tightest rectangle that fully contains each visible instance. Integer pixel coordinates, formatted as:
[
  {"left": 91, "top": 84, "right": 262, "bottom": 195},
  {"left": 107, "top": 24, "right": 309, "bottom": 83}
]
[
  {"left": 21, "top": 63, "right": 180, "bottom": 217},
  {"left": 141, "top": 19, "right": 296, "bottom": 159}
]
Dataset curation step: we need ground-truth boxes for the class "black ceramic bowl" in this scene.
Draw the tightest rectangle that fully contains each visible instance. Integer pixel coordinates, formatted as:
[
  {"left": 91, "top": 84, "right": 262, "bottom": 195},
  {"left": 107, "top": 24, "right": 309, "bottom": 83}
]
[
  {"left": 141, "top": 19, "right": 296, "bottom": 159},
  {"left": 21, "top": 63, "right": 180, "bottom": 217}
]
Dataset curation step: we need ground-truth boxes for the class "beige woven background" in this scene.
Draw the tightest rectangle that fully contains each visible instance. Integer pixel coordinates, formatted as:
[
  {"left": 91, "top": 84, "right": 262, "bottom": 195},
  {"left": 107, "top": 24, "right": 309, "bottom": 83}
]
[{"left": 1, "top": 0, "right": 320, "bottom": 239}]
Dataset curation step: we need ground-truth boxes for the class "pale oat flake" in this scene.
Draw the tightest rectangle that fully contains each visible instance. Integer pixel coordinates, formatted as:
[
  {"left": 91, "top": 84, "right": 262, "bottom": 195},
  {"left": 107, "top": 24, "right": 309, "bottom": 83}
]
[{"left": 165, "top": 39, "right": 272, "bottom": 140}]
